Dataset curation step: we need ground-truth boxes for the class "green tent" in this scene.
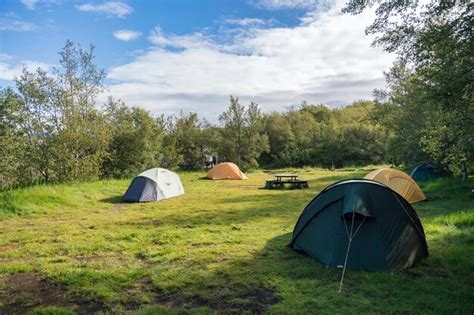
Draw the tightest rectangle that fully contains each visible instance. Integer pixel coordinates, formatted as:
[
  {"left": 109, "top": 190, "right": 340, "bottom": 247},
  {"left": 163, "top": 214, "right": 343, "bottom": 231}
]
[
  {"left": 290, "top": 179, "right": 428, "bottom": 272},
  {"left": 410, "top": 162, "right": 451, "bottom": 182}
]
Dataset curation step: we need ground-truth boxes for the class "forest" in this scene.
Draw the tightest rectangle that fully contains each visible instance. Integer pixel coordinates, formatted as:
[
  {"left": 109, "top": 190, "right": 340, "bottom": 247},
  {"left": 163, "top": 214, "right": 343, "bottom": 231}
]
[{"left": 1, "top": 1, "right": 472, "bottom": 189}]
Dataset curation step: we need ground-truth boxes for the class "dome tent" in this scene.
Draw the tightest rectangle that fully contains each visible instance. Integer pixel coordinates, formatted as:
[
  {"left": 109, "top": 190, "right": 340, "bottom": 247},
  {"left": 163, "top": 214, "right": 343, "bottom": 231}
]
[
  {"left": 410, "top": 162, "right": 451, "bottom": 182},
  {"left": 364, "top": 168, "right": 426, "bottom": 203},
  {"left": 290, "top": 180, "right": 428, "bottom": 273},
  {"left": 206, "top": 162, "right": 248, "bottom": 180},
  {"left": 123, "top": 168, "right": 184, "bottom": 202}
]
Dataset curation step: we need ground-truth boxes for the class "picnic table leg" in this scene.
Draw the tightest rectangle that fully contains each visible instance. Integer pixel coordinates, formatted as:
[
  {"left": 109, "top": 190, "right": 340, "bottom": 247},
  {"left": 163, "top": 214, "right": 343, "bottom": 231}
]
[{"left": 269, "top": 181, "right": 277, "bottom": 190}]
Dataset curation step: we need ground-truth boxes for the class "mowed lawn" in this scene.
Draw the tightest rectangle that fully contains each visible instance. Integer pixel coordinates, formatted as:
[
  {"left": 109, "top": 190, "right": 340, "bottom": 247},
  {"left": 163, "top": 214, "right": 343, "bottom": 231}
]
[{"left": 0, "top": 168, "right": 473, "bottom": 314}]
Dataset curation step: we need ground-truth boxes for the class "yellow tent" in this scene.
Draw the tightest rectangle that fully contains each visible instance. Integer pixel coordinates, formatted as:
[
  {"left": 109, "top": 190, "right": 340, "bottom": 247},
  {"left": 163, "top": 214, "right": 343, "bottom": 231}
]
[
  {"left": 206, "top": 162, "right": 248, "bottom": 180},
  {"left": 364, "top": 168, "right": 426, "bottom": 203}
]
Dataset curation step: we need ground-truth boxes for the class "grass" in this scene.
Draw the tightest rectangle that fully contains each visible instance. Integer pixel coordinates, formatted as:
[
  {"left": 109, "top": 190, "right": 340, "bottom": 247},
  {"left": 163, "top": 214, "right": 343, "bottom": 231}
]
[{"left": 0, "top": 167, "right": 473, "bottom": 314}]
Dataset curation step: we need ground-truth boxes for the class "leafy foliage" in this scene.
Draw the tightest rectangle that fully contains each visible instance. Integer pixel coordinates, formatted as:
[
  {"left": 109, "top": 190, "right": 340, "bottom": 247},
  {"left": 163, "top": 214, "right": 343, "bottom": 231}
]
[
  {"left": 102, "top": 98, "right": 162, "bottom": 178},
  {"left": 2, "top": 13, "right": 472, "bottom": 190},
  {"left": 261, "top": 101, "right": 387, "bottom": 168},
  {"left": 218, "top": 96, "right": 269, "bottom": 170},
  {"left": 344, "top": 0, "right": 473, "bottom": 178}
]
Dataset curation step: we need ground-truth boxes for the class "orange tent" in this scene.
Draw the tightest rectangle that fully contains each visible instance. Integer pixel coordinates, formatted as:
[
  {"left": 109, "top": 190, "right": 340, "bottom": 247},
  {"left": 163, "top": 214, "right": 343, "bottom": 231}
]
[
  {"left": 206, "top": 162, "right": 248, "bottom": 180},
  {"left": 364, "top": 168, "right": 426, "bottom": 203}
]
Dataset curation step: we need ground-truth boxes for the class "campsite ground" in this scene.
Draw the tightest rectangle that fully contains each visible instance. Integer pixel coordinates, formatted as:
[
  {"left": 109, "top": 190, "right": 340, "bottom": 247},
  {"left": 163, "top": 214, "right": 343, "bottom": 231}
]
[{"left": 0, "top": 167, "right": 473, "bottom": 314}]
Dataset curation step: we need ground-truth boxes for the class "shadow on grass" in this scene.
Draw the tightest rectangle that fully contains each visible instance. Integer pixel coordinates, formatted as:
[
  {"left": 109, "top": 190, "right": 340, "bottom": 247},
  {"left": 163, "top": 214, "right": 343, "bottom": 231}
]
[
  {"left": 141, "top": 223, "right": 473, "bottom": 314},
  {"left": 99, "top": 195, "right": 124, "bottom": 204},
  {"left": 133, "top": 232, "right": 324, "bottom": 314},
  {"left": 133, "top": 232, "right": 345, "bottom": 314}
]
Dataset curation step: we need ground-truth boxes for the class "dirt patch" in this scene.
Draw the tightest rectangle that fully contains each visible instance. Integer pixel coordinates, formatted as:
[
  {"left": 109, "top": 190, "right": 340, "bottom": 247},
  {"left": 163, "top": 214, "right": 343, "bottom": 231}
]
[
  {"left": 153, "top": 285, "right": 279, "bottom": 314},
  {"left": 110, "top": 204, "right": 127, "bottom": 212},
  {"left": 0, "top": 272, "right": 107, "bottom": 315},
  {"left": 73, "top": 253, "right": 128, "bottom": 270},
  {"left": 0, "top": 243, "right": 21, "bottom": 253},
  {"left": 118, "top": 218, "right": 162, "bottom": 228},
  {"left": 154, "top": 292, "right": 207, "bottom": 309},
  {"left": 239, "top": 287, "right": 279, "bottom": 313},
  {"left": 73, "top": 254, "right": 108, "bottom": 262}
]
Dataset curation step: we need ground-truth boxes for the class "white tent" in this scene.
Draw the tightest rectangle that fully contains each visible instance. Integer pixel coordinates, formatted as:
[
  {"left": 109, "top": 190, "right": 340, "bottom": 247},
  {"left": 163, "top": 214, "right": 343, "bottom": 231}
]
[{"left": 123, "top": 168, "right": 184, "bottom": 202}]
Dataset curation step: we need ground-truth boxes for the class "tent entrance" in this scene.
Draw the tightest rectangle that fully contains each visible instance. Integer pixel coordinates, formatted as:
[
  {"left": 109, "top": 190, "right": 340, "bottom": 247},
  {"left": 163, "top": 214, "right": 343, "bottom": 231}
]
[
  {"left": 338, "top": 211, "right": 369, "bottom": 293},
  {"left": 342, "top": 212, "right": 367, "bottom": 221},
  {"left": 123, "top": 176, "right": 157, "bottom": 202}
]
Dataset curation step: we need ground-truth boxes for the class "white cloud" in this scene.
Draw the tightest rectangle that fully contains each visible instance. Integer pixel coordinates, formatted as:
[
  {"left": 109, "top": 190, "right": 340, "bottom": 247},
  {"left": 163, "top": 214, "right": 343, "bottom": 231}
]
[
  {"left": 0, "top": 54, "right": 13, "bottom": 61},
  {"left": 223, "top": 18, "right": 271, "bottom": 27},
  {"left": 106, "top": 1, "right": 394, "bottom": 120},
  {"left": 0, "top": 59, "right": 52, "bottom": 81},
  {"left": 20, "top": 0, "right": 38, "bottom": 10},
  {"left": 251, "top": 0, "right": 325, "bottom": 10},
  {"left": 113, "top": 29, "right": 142, "bottom": 41},
  {"left": 75, "top": 2, "right": 133, "bottom": 18},
  {"left": 0, "top": 17, "right": 38, "bottom": 31},
  {"left": 19, "top": 0, "right": 61, "bottom": 10},
  {"left": 148, "top": 26, "right": 213, "bottom": 50}
]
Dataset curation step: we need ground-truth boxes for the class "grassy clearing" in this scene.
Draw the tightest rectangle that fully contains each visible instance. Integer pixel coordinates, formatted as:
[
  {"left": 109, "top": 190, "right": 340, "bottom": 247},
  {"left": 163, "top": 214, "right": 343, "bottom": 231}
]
[{"left": 0, "top": 167, "right": 473, "bottom": 314}]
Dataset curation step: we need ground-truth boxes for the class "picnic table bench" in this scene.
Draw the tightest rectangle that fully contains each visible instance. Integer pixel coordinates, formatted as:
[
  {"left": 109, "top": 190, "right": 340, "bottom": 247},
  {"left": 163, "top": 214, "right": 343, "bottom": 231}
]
[{"left": 265, "top": 173, "right": 309, "bottom": 190}]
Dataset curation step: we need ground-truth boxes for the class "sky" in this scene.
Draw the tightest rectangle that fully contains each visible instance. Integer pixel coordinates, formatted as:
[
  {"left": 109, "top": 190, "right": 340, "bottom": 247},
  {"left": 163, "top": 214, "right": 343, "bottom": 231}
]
[{"left": 0, "top": 0, "right": 395, "bottom": 120}]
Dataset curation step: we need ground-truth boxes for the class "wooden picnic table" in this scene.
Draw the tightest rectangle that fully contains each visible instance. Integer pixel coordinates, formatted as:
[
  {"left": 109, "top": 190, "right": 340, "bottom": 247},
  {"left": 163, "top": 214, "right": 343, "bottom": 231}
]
[
  {"left": 275, "top": 174, "right": 298, "bottom": 181},
  {"left": 265, "top": 173, "right": 309, "bottom": 190}
]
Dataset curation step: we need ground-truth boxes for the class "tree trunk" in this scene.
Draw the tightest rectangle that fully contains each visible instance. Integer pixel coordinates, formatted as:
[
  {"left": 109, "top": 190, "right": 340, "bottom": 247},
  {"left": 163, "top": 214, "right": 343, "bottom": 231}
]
[{"left": 460, "top": 160, "right": 467, "bottom": 181}]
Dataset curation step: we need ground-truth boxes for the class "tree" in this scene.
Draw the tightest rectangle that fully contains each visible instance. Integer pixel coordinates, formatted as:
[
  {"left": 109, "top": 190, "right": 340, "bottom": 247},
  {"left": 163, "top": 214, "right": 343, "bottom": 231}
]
[
  {"left": 371, "top": 63, "right": 434, "bottom": 164},
  {"left": 199, "top": 120, "right": 221, "bottom": 164},
  {"left": 0, "top": 88, "right": 30, "bottom": 188},
  {"left": 14, "top": 40, "right": 110, "bottom": 182},
  {"left": 102, "top": 98, "right": 162, "bottom": 178},
  {"left": 300, "top": 103, "right": 333, "bottom": 123},
  {"left": 156, "top": 112, "right": 213, "bottom": 170},
  {"left": 157, "top": 115, "right": 181, "bottom": 169},
  {"left": 345, "top": 1, "right": 474, "bottom": 178},
  {"left": 174, "top": 112, "right": 205, "bottom": 170},
  {"left": 285, "top": 108, "right": 318, "bottom": 166},
  {"left": 219, "top": 96, "right": 269, "bottom": 170},
  {"left": 258, "top": 101, "right": 390, "bottom": 169},
  {"left": 261, "top": 113, "right": 294, "bottom": 167}
]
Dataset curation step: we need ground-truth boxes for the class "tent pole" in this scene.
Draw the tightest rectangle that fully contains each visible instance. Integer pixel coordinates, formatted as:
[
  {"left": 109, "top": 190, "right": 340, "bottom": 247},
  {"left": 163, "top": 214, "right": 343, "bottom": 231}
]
[
  {"left": 338, "top": 212, "right": 355, "bottom": 293},
  {"left": 338, "top": 214, "right": 366, "bottom": 293},
  {"left": 338, "top": 236, "right": 352, "bottom": 293}
]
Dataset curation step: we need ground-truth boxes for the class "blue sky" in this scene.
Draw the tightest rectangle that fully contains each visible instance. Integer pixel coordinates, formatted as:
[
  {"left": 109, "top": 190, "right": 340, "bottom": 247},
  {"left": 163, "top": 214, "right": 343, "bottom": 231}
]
[{"left": 0, "top": 0, "right": 394, "bottom": 119}]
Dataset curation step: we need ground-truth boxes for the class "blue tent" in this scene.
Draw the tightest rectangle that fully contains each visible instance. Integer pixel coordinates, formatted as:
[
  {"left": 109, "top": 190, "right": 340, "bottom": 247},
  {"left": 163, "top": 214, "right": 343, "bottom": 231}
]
[{"left": 410, "top": 163, "right": 450, "bottom": 182}]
